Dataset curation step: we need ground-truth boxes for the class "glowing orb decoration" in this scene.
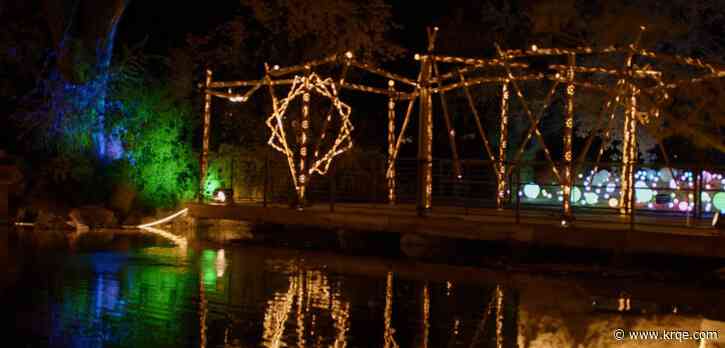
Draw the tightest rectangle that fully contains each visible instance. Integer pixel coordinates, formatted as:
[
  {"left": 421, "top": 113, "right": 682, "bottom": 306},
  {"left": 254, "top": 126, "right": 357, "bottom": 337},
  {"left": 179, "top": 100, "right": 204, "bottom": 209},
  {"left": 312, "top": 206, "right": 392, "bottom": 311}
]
[
  {"left": 584, "top": 192, "right": 598, "bottom": 205},
  {"left": 215, "top": 190, "right": 226, "bottom": 203},
  {"left": 571, "top": 187, "right": 582, "bottom": 203},
  {"left": 659, "top": 168, "right": 673, "bottom": 182},
  {"left": 606, "top": 182, "right": 616, "bottom": 193},
  {"left": 523, "top": 184, "right": 541, "bottom": 199},
  {"left": 592, "top": 170, "right": 610, "bottom": 187},
  {"left": 701, "top": 192, "right": 711, "bottom": 203},
  {"left": 608, "top": 198, "right": 619, "bottom": 208},
  {"left": 678, "top": 201, "right": 689, "bottom": 212},
  {"left": 669, "top": 180, "right": 677, "bottom": 189},
  {"left": 703, "top": 171, "right": 712, "bottom": 183},
  {"left": 634, "top": 181, "right": 654, "bottom": 203},
  {"left": 713, "top": 192, "right": 725, "bottom": 212}
]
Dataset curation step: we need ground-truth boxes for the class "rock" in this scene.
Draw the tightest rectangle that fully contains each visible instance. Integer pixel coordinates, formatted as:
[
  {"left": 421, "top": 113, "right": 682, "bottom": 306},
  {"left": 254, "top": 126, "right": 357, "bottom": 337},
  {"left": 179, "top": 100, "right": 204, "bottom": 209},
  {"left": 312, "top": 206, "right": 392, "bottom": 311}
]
[
  {"left": 109, "top": 183, "right": 136, "bottom": 216},
  {"left": 34, "top": 210, "right": 73, "bottom": 231},
  {"left": 69, "top": 206, "right": 117, "bottom": 228}
]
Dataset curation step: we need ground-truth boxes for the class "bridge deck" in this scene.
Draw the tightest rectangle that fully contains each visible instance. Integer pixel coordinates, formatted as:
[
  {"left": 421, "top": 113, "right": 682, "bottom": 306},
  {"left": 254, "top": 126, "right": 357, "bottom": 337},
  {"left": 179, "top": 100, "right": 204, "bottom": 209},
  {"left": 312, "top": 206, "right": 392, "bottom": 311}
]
[{"left": 186, "top": 202, "right": 725, "bottom": 259}]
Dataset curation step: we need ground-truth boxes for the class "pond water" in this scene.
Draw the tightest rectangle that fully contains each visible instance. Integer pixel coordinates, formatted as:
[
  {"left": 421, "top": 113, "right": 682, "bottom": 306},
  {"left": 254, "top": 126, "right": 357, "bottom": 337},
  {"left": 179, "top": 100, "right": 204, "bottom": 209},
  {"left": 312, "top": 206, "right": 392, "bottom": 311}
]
[{"left": 5, "top": 228, "right": 725, "bottom": 348}]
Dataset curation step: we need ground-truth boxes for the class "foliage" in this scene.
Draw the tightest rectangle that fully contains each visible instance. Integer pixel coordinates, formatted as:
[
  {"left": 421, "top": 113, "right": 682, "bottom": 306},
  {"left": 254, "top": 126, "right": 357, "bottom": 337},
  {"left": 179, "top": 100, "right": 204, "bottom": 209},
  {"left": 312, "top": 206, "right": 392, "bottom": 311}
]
[{"left": 115, "top": 85, "right": 198, "bottom": 208}]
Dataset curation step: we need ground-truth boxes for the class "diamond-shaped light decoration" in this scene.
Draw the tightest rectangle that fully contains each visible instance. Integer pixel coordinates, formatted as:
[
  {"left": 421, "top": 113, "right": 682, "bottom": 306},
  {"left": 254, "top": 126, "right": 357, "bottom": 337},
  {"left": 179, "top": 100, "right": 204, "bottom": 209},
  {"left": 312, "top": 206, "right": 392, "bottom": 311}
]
[{"left": 266, "top": 73, "right": 353, "bottom": 203}]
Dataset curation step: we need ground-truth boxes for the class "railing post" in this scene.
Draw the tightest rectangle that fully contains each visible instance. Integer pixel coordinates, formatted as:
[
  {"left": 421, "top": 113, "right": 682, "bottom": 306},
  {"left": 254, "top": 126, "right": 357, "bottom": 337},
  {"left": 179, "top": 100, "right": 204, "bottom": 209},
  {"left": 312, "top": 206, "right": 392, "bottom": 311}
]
[
  {"left": 463, "top": 160, "right": 469, "bottom": 215},
  {"left": 263, "top": 150, "right": 269, "bottom": 208},
  {"left": 329, "top": 162, "right": 336, "bottom": 213},
  {"left": 515, "top": 163, "right": 521, "bottom": 224},
  {"left": 696, "top": 165, "right": 702, "bottom": 220},
  {"left": 630, "top": 169, "right": 636, "bottom": 231},
  {"left": 561, "top": 53, "right": 575, "bottom": 222},
  {"left": 372, "top": 160, "right": 378, "bottom": 207}
]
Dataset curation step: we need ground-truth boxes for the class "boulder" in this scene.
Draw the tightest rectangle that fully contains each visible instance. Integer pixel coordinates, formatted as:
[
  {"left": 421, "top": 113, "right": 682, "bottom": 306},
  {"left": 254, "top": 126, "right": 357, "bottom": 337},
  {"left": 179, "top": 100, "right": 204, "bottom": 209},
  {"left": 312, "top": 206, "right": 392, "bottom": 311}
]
[
  {"left": 34, "top": 210, "right": 73, "bottom": 231},
  {"left": 69, "top": 206, "right": 117, "bottom": 228}
]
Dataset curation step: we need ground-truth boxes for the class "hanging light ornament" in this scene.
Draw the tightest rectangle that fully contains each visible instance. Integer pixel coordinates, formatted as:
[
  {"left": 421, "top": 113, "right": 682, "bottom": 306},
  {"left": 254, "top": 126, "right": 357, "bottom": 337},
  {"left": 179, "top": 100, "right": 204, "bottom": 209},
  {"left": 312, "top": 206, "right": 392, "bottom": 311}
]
[{"left": 266, "top": 73, "right": 354, "bottom": 205}]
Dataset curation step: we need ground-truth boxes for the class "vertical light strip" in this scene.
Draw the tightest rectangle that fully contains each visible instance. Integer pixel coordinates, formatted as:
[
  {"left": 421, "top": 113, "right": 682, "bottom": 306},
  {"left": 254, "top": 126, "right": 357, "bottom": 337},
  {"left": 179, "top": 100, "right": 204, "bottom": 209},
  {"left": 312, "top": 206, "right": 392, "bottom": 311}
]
[
  {"left": 299, "top": 90, "right": 310, "bottom": 205},
  {"left": 620, "top": 86, "right": 638, "bottom": 214},
  {"left": 562, "top": 54, "right": 576, "bottom": 218},
  {"left": 387, "top": 80, "right": 397, "bottom": 204},
  {"left": 424, "top": 88, "right": 433, "bottom": 209},
  {"left": 497, "top": 81, "right": 510, "bottom": 209},
  {"left": 200, "top": 69, "right": 213, "bottom": 200}
]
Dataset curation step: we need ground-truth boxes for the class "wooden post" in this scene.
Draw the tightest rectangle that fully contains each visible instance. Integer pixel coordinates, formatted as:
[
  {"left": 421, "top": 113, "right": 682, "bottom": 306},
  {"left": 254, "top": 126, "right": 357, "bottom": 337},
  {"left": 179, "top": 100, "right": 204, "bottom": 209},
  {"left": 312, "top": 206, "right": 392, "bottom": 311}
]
[
  {"left": 416, "top": 27, "right": 437, "bottom": 217},
  {"left": 298, "top": 88, "right": 310, "bottom": 210},
  {"left": 199, "top": 69, "right": 213, "bottom": 202},
  {"left": 497, "top": 82, "right": 509, "bottom": 209},
  {"left": 263, "top": 149, "right": 269, "bottom": 207},
  {"left": 329, "top": 162, "right": 336, "bottom": 213},
  {"left": 562, "top": 53, "right": 576, "bottom": 221},
  {"left": 515, "top": 166, "right": 521, "bottom": 224},
  {"left": 387, "top": 81, "right": 397, "bottom": 205},
  {"left": 619, "top": 84, "right": 638, "bottom": 215}
]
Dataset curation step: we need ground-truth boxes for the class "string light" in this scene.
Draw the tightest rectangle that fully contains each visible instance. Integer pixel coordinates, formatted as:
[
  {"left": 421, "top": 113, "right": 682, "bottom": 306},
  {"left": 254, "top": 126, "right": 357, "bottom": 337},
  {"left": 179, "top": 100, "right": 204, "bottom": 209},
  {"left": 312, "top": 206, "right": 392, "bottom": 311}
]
[
  {"left": 387, "top": 80, "right": 397, "bottom": 204},
  {"left": 497, "top": 81, "right": 509, "bottom": 209},
  {"left": 619, "top": 85, "right": 639, "bottom": 214},
  {"left": 562, "top": 54, "right": 575, "bottom": 218},
  {"left": 198, "top": 27, "right": 725, "bottom": 217},
  {"left": 266, "top": 73, "right": 353, "bottom": 205}
]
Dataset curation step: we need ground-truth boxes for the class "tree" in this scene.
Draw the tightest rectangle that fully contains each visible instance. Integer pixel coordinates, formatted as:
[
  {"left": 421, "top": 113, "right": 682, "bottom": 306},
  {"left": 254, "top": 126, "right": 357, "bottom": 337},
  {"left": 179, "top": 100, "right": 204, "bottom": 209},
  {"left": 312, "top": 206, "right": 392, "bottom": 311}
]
[{"left": 184, "top": 0, "right": 405, "bottom": 154}]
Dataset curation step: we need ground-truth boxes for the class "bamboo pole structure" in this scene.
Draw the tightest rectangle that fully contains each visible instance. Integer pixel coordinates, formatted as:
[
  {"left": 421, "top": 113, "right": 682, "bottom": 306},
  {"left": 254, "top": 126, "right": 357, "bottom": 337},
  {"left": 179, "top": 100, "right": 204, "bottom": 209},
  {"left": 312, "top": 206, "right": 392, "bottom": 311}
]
[
  {"left": 458, "top": 71, "right": 498, "bottom": 174},
  {"left": 497, "top": 82, "right": 510, "bottom": 210},
  {"left": 495, "top": 43, "right": 561, "bottom": 183},
  {"left": 432, "top": 61, "right": 462, "bottom": 179},
  {"left": 195, "top": 26, "right": 725, "bottom": 221},
  {"left": 199, "top": 69, "right": 213, "bottom": 201},
  {"left": 618, "top": 27, "right": 646, "bottom": 215},
  {"left": 387, "top": 80, "right": 397, "bottom": 204},
  {"left": 562, "top": 53, "right": 576, "bottom": 221},
  {"left": 620, "top": 85, "right": 639, "bottom": 215},
  {"left": 416, "top": 27, "right": 437, "bottom": 216}
]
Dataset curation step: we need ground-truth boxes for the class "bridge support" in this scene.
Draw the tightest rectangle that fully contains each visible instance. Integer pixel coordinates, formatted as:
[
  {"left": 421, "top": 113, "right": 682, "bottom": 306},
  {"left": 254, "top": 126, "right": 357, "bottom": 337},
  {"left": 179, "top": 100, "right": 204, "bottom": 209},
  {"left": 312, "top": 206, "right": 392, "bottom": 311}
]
[
  {"left": 619, "top": 85, "right": 638, "bottom": 215},
  {"left": 387, "top": 81, "right": 397, "bottom": 204},
  {"left": 417, "top": 78, "right": 433, "bottom": 216},
  {"left": 199, "top": 68, "right": 213, "bottom": 202},
  {"left": 496, "top": 82, "right": 509, "bottom": 209},
  {"left": 416, "top": 28, "right": 436, "bottom": 217},
  {"left": 561, "top": 54, "right": 576, "bottom": 220}
]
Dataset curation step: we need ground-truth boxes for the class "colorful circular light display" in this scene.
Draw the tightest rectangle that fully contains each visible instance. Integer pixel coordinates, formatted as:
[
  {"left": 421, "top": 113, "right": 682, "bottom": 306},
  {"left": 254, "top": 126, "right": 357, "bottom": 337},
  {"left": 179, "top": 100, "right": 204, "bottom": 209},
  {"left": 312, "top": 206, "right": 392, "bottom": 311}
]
[
  {"left": 713, "top": 192, "right": 725, "bottom": 212},
  {"left": 608, "top": 198, "right": 619, "bottom": 208},
  {"left": 523, "top": 184, "right": 541, "bottom": 199},
  {"left": 571, "top": 187, "right": 582, "bottom": 203},
  {"left": 635, "top": 181, "right": 654, "bottom": 203}
]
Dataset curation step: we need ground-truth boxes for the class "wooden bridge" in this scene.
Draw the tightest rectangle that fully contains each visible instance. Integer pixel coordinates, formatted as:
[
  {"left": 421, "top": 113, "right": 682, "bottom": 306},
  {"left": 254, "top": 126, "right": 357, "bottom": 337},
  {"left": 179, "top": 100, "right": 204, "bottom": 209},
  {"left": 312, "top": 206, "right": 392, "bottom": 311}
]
[{"left": 191, "top": 27, "right": 725, "bottom": 258}]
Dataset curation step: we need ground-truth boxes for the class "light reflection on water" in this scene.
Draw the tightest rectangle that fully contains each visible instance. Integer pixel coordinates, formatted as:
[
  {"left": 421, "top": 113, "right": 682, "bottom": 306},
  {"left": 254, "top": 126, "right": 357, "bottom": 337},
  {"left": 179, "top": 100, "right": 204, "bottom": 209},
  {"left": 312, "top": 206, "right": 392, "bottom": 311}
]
[{"left": 7, "top": 231, "right": 725, "bottom": 348}]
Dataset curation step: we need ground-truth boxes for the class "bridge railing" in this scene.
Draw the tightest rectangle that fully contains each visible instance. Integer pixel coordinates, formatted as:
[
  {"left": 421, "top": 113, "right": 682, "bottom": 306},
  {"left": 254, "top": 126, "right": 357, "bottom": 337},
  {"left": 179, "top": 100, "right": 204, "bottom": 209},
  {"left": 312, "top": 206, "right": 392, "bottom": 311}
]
[{"left": 213, "top": 154, "right": 724, "bottom": 229}]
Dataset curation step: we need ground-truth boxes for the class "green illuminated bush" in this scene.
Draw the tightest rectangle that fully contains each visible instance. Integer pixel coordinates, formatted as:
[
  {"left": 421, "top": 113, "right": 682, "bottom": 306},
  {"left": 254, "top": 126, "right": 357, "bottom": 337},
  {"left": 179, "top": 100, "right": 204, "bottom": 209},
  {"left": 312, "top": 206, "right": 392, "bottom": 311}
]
[{"left": 117, "top": 86, "right": 198, "bottom": 208}]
